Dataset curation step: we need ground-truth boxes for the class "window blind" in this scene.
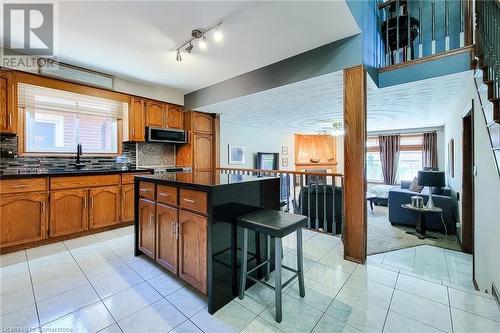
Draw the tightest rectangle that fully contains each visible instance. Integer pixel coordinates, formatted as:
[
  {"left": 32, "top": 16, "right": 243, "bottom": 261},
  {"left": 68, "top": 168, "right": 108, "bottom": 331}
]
[{"left": 18, "top": 83, "right": 124, "bottom": 119}]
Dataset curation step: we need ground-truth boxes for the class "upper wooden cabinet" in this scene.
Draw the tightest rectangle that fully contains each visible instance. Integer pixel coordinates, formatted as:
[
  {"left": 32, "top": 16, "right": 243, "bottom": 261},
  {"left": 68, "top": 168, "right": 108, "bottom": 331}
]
[
  {"left": 145, "top": 100, "right": 166, "bottom": 128},
  {"left": 0, "top": 193, "right": 48, "bottom": 248},
  {"left": 129, "top": 97, "right": 145, "bottom": 142},
  {"left": 193, "top": 112, "right": 213, "bottom": 134},
  {"left": 89, "top": 186, "right": 121, "bottom": 229},
  {"left": 167, "top": 104, "right": 183, "bottom": 129},
  {"left": 0, "top": 73, "right": 16, "bottom": 134},
  {"left": 50, "top": 189, "right": 89, "bottom": 237}
]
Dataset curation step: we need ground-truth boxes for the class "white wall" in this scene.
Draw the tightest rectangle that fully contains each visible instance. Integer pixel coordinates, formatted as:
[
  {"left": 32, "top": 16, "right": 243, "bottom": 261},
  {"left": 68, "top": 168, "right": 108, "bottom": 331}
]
[
  {"left": 443, "top": 71, "right": 500, "bottom": 293},
  {"left": 220, "top": 121, "right": 295, "bottom": 170}
]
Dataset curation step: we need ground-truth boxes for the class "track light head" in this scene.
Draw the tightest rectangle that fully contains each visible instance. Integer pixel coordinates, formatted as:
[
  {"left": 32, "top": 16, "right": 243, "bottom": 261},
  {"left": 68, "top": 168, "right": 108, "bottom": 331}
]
[
  {"left": 198, "top": 35, "right": 207, "bottom": 50},
  {"left": 213, "top": 25, "right": 223, "bottom": 42},
  {"left": 185, "top": 42, "right": 193, "bottom": 54},
  {"left": 176, "top": 49, "right": 182, "bottom": 62}
]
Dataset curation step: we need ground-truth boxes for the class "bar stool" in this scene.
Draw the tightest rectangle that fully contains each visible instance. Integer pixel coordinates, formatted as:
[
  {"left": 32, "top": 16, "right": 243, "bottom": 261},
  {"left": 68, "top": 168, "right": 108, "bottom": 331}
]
[{"left": 237, "top": 209, "right": 307, "bottom": 323}]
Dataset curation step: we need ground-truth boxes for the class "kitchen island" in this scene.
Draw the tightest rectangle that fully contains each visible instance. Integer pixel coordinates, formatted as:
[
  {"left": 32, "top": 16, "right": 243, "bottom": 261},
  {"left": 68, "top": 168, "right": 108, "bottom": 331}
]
[{"left": 134, "top": 173, "right": 280, "bottom": 314}]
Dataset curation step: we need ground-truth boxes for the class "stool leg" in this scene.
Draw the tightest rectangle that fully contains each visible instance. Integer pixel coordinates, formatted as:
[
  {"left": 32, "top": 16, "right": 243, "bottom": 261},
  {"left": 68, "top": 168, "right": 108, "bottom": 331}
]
[
  {"left": 266, "top": 235, "right": 271, "bottom": 281},
  {"left": 296, "top": 228, "right": 305, "bottom": 298},
  {"left": 239, "top": 228, "right": 248, "bottom": 300},
  {"left": 275, "top": 237, "right": 282, "bottom": 323}
]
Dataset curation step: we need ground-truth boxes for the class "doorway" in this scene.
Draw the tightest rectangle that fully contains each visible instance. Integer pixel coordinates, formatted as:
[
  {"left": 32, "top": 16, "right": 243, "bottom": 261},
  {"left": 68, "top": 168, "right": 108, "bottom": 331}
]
[{"left": 461, "top": 106, "right": 474, "bottom": 255}]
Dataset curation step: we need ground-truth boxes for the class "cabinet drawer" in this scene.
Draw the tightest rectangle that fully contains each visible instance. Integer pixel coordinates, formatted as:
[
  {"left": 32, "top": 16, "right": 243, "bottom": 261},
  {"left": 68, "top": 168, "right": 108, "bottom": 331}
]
[
  {"left": 1, "top": 178, "right": 47, "bottom": 194},
  {"left": 139, "top": 182, "right": 155, "bottom": 200},
  {"left": 50, "top": 175, "right": 120, "bottom": 190},
  {"left": 179, "top": 189, "right": 207, "bottom": 214},
  {"left": 122, "top": 173, "right": 151, "bottom": 185},
  {"left": 157, "top": 185, "right": 177, "bottom": 206}
]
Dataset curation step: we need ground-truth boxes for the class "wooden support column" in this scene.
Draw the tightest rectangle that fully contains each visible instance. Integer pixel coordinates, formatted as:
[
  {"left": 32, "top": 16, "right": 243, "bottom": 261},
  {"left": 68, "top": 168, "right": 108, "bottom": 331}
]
[{"left": 343, "top": 65, "right": 367, "bottom": 264}]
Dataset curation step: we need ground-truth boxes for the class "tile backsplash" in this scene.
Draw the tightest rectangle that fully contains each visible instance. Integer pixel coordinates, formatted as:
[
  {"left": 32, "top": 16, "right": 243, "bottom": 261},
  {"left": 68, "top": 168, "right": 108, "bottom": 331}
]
[
  {"left": 136, "top": 142, "right": 175, "bottom": 167},
  {"left": 0, "top": 135, "right": 176, "bottom": 172}
]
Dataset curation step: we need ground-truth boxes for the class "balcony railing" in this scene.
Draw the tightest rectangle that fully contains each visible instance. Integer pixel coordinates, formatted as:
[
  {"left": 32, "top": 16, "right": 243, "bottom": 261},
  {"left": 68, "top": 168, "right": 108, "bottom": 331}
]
[
  {"left": 378, "top": 0, "right": 473, "bottom": 68},
  {"left": 217, "top": 167, "right": 344, "bottom": 236}
]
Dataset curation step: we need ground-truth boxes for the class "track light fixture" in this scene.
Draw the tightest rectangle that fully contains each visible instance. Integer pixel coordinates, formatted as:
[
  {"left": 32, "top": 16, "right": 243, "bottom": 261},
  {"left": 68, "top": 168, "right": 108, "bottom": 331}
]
[{"left": 174, "top": 22, "right": 223, "bottom": 62}]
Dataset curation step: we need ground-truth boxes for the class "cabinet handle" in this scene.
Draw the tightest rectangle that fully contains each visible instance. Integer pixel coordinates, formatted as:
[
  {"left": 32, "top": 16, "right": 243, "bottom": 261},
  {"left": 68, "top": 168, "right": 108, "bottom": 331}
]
[
  {"left": 183, "top": 198, "right": 195, "bottom": 203},
  {"left": 8, "top": 113, "right": 12, "bottom": 126},
  {"left": 158, "top": 192, "right": 169, "bottom": 197},
  {"left": 11, "top": 184, "right": 30, "bottom": 188},
  {"left": 83, "top": 197, "right": 87, "bottom": 208},
  {"left": 90, "top": 197, "right": 94, "bottom": 208},
  {"left": 150, "top": 213, "right": 154, "bottom": 225},
  {"left": 176, "top": 222, "right": 180, "bottom": 240},
  {"left": 140, "top": 188, "right": 150, "bottom": 192},
  {"left": 41, "top": 201, "right": 45, "bottom": 215}
]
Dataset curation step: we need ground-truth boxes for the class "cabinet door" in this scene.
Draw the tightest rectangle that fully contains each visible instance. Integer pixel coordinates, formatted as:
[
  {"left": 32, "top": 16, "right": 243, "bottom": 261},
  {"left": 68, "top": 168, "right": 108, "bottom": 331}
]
[
  {"left": 178, "top": 210, "right": 207, "bottom": 294},
  {"left": 192, "top": 112, "right": 212, "bottom": 134},
  {"left": 0, "top": 77, "right": 8, "bottom": 132},
  {"left": 50, "top": 189, "right": 88, "bottom": 237},
  {"left": 145, "top": 100, "right": 166, "bottom": 128},
  {"left": 89, "top": 186, "right": 120, "bottom": 229},
  {"left": 138, "top": 198, "right": 156, "bottom": 259},
  {"left": 193, "top": 171, "right": 212, "bottom": 185},
  {"left": 129, "top": 97, "right": 145, "bottom": 141},
  {"left": 167, "top": 104, "right": 183, "bottom": 129},
  {"left": 193, "top": 134, "right": 213, "bottom": 170},
  {"left": 121, "top": 184, "right": 135, "bottom": 222},
  {"left": 156, "top": 204, "right": 178, "bottom": 274},
  {"left": 1, "top": 193, "right": 48, "bottom": 248}
]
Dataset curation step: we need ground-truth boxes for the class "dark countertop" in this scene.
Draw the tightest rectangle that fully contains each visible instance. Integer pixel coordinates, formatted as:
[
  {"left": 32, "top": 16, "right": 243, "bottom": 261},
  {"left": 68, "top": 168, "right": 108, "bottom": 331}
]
[
  {"left": 136, "top": 173, "right": 277, "bottom": 190},
  {"left": 0, "top": 168, "right": 154, "bottom": 179}
]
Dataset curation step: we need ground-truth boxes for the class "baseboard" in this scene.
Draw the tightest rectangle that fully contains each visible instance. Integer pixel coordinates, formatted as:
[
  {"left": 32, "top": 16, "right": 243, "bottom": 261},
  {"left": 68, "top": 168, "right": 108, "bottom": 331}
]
[{"left": 492, "top": 283, "right": 500, "bottom": 312}]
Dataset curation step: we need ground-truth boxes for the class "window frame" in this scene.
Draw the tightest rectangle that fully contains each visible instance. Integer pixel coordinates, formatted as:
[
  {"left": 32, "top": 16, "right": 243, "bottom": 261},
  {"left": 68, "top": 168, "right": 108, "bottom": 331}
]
[{"left": 366, "top": 134, "right": 424, "bottom": 184}]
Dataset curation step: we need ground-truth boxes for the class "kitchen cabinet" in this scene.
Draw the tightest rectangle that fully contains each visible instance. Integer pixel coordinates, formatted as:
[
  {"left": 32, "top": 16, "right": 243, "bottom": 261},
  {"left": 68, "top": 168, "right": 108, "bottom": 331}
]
[
  {"left": 121, "top": 184, "right": 135, "bottom": 222},
  {"left": 0, "top": 73, "right": 16, "bottom": 134},
  {"left": 129, "top": 97, "right": 145, "bottom": 142},
  {"left": 0, "top": 193, "right": 48, "bottom": 248},
  {"left": 178, "top": 210, "right": 207, "bottom": 294},
  {"left": 167, "top": 104, "right": 183, "bottom": 129},
  {"left": 50, "top": 189, "right": 89, "bottom": 237},
  {"left": 156, "top": 203, "right": 178, "bottom": 274},
  {"left": 145, "top": 100, "right": 167, "bottom": 128},
  {"left": 176, "top": 111, "right": 219, "bottom": 184},
  {"left": 89, "top": 186, "right": 121, "bottom": 229},
  {"left": 138, "top": 198, "right": 156, "bottom": 259}
]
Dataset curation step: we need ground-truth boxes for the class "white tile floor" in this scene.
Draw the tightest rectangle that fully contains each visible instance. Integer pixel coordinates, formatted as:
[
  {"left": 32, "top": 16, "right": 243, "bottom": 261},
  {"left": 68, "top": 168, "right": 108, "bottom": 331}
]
[{"left": 1, "top": 226, "right": 499, "bottom": 333}]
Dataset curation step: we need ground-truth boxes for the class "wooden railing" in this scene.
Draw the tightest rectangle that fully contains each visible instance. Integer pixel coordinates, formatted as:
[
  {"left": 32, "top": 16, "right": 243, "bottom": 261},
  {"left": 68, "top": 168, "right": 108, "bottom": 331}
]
[
  {"left": 217, "top": 167, "right": 344, "bottom": 235},
  {"left": 378, "top": 0, "right": 473, "bottom": 67}
]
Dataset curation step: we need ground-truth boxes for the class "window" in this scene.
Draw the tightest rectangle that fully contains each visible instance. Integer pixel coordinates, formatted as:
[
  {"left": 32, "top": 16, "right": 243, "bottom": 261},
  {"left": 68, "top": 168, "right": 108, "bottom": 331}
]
[
  {"left": 19, "top": 83, "right": 124, "bottom": 155},
  {"left": 366, "top": 135, "right": 423, "bottom": 183}
]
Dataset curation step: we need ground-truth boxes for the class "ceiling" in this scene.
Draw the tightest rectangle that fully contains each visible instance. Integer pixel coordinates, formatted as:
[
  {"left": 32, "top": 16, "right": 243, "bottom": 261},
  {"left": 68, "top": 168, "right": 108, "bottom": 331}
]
[
  {"left": 198, "top": 70, "right": 472, "bottom": 132},
  {"left": 14, "top": 1, "right": 359, "bottom": 93}
]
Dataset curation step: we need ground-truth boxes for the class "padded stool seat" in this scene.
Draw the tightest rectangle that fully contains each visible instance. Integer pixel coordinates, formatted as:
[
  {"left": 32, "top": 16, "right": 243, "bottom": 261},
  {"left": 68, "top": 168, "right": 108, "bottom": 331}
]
[{"left": 237, "top": 209, "right": 308, "bottom": 238}]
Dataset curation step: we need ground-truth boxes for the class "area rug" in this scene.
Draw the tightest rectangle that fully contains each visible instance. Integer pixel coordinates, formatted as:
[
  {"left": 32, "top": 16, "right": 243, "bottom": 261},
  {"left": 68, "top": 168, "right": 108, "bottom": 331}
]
[{"left": 367, "top": 205, "right": 461, "bottom": 255}]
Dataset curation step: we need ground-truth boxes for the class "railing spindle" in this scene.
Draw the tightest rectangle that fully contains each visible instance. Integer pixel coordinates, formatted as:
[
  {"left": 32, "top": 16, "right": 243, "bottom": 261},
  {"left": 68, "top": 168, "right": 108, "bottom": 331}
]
[
  {"left": 396, "top": 0, "right": 400, "bottom": 63},
  {"left": 418, "top": 1, "right": 423, "bottom": 58},
  {"left": 323, "top": 176, "right": 327, "bottom": 232},
  {"left": 332, "top": 175, "right": 336, "bottom": 235},
  {"left": 315, "top": 175, "right": 319, "bottom": 230},
  {"left": 431, "top": 0, "right": 436, "bottom": 54},
  {"left": 307, "top": 175, "right": 311, "bottom": 228},
  {"left": 445, "top": 0, "right": 450, "bottom": 51}
]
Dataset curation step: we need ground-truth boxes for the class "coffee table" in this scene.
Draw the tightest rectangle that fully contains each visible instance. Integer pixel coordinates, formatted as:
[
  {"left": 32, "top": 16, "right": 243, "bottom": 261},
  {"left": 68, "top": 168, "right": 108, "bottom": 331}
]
[{"left": 401, "top": 204, "right": 442, "bottom": 239}]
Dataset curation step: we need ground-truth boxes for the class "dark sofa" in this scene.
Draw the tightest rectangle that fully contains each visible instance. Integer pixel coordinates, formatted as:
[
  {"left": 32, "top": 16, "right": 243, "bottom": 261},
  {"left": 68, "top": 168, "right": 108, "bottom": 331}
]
[{"left": 388, "top": 182, "right": 458, "bottom": 235}]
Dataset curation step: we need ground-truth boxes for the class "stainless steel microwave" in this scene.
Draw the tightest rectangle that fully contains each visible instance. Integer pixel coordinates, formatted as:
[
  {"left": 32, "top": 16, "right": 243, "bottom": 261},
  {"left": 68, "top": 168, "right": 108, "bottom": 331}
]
[{"left": 146, "top": 127, "right": 187, "bottom": 144}]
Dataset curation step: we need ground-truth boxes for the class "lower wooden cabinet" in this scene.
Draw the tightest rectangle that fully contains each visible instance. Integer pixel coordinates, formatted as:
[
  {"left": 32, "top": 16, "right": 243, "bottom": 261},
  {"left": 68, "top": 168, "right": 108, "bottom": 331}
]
[
  {"left": 121, "top": 184, "right": 135, "bottom": 222},
  {"left": 156, "top": 204, "right": 178, "bottom": 274},
  {"left": 138, "top": 198, "right": 156, "bottom": 259},
  {"left": 0, "top": 193, "right": 48, "bottom": 248},
  {"left": 50, "top": 189, "right": 89, "bottom": 237},
  {"left": 179, "top": 210, "right": 207, "bottom": 294},
  {"left": 90, "top": 186, "right": 121, "bottom": 229}
]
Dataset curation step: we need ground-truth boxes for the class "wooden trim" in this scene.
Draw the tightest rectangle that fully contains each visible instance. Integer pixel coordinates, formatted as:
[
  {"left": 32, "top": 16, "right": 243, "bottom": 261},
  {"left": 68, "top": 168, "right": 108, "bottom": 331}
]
[
  {"left": 379, "top": 46, "right": 474, "bottom": 73},
  {"left": 212, "top": 114, "right": 220, "bottom": 182},
  {"left": 343, "top": 65, "right": 367, "bottom": 264},
  {"left": 217, "top": 167, "right": 343, "bottom": 177}
]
